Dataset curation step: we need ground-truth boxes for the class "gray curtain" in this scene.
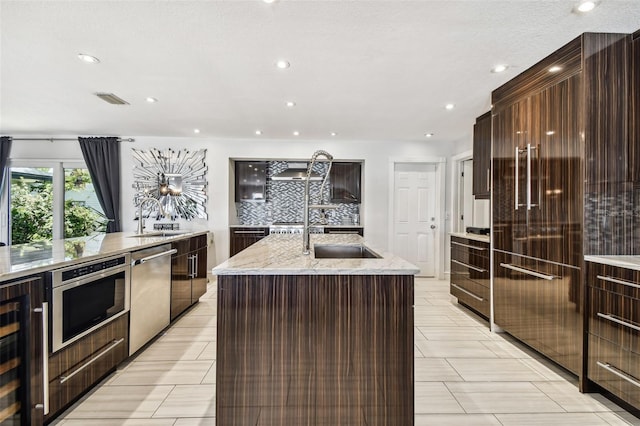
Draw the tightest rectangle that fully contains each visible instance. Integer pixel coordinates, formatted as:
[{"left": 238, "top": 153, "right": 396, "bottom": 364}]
[
  {"left": 0, "top": 136, "right": 12, "bottom": 194},
  {"left": 78, "top": 137, "right": 122, "bottom": 233}
]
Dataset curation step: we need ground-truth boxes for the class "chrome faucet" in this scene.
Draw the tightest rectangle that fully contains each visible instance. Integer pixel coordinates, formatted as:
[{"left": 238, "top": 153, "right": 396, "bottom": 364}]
[
  {"left": 136, "top": 196, "right": 166, "bottom": 235},
  {"left": 303, "top": 150, "right": 336, "bottom": 254}
]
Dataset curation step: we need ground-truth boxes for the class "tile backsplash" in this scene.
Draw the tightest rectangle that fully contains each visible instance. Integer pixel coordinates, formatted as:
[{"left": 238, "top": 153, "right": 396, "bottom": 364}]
[{"left": 235, "top": 161, "right": 360, "bottom": 226}]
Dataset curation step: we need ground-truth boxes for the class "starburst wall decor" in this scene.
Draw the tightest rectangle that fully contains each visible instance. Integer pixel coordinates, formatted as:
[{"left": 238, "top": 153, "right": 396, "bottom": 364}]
[{"left": 132, "top": 148, "right": 208, "bottom": 220}]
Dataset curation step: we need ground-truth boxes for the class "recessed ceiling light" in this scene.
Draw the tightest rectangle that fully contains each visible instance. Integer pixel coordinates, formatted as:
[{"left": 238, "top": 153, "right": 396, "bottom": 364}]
[
  {"left": 330, "top": 132, "right": 337, "bottom": 137},
  {"left": 255, "top": 130, "right": 262, "bottom": 136},
  {"left": 546, "top": 131, "right": 555, "bottom": 135},
  {"left": 548, "top": 66, "right": 563, "bottom": 73},
  {"left": 276, "top": 60, "right": 290, "bottom": 69},
  {"left": 293, "top": 131, "right": 300, "bottom": 136},
  {"left": 78, "top": 53, "right": 100, "bottom": 63},
  {"left": 286, "top": 101, "right": 296, "bottom": 107},
  {"left": 425, "top": 133, "right": 434, "bottom": 138},
  {"left": 145, "top": 97, "right": 158, "bottom": 103},
  {"left": 576, "top": 1, "right": 596, "bottom": 12},
  {"left": 194, "top": 129, "right": 200, "bottom": 134},
  {"left": 491, "top": 64, "right": 508, "bottom": 73},
  {"left": 263, "top": 0, "right": 276, "bottom": 3},
  {"left": 445, "top": 104, "right": 455, "bottom": 110}
]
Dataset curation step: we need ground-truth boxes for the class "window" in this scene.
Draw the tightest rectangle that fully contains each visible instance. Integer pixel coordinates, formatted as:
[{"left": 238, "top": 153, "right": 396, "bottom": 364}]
[{"left": 6, "top": 162, "right": 106, "bottom": 245}]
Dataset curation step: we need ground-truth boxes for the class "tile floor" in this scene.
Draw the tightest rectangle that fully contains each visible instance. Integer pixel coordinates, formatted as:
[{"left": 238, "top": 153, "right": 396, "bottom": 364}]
[{"left": 52, "top": 278, "right": 640, "bottom": 425}]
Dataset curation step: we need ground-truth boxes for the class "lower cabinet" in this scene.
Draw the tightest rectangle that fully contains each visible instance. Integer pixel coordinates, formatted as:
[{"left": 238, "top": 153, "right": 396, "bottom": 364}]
[
  {"left": 171, "top": 235, "right": 208, "bottom": 321},
  {"left": 493, "top": 251, "right": 582, "bottom": 375},
  {"left": 230, "top": 227, "right": 269, "bottom": 256},
  {"left": 586, "top": 261, "right": 640, "bottom": 411},
  {"left": 450, "top": 236, "right": 490, "bottom": 319},
  {"left": 323, "top": 226, "right": 363, "bottom": 236},
  {"left": 45, "top": 313, "right": 128, "bottom": 421}
]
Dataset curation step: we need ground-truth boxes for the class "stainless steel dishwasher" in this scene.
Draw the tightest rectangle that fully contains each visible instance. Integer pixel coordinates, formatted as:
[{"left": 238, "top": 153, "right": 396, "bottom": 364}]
[{"left": 129, "top": 244, "right": 177, "bottom": 355}]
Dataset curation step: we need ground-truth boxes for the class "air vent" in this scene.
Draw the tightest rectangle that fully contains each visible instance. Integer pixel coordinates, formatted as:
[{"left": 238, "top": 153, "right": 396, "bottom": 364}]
[{"left": 94, "top": 93, "right": 130, "bottom": 105}]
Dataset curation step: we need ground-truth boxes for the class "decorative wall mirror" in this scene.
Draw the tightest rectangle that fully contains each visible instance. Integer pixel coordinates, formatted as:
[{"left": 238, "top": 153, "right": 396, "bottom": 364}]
[{"left": 132, "top": 148, "right": 208, "bottom": 220}]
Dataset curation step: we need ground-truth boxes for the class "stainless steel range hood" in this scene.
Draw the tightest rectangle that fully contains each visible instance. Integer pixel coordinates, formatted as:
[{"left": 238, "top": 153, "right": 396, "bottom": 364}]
[{"left": 271, "top": 162, "right": 323, "bottom": 181}]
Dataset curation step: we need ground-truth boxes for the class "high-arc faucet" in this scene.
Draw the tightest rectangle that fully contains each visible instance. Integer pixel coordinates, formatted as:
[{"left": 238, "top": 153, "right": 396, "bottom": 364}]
[
  {"left": 135, "top": 196, "right": 166, "bottom": 234},
  {"left": 303, "top": 150, "right": 335, "bottom": 254}
]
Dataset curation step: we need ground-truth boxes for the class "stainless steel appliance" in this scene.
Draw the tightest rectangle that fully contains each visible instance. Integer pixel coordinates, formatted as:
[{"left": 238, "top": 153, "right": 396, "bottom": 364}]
[
  {"left": 129, "top": 244, "right": 176, "bottom": 355},
  {"left": 269, "top": 222, "right": 324, "bottom": 235},
  {"left": 50, "top": 253, "right": 130, "bottom": 353}
]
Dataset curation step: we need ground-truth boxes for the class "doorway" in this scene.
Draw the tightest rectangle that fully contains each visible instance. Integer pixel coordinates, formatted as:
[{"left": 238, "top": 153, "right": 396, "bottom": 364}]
[{"left": 389, "top": 160, "right": 444, "bottom": 277}]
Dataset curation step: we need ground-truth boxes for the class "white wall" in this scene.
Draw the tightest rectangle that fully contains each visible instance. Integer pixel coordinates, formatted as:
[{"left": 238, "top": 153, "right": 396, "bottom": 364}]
[{"left": 9, "top": 136, "right": 463, "bottom": 269}]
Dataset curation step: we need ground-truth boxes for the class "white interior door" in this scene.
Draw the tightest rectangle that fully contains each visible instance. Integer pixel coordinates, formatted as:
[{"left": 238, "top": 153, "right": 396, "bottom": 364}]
[{"left": 393, "top": 163, "right": 437, "bottom": 277}]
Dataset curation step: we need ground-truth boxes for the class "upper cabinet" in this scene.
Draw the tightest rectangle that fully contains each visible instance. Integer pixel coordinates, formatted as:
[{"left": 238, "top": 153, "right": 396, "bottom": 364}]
[
  {"left": 235, "top": 161, "right": 269, "bottom": 202},
  {"left": 630, "top": 30, "right": 640, "bottom": 183},
  {"left": 472, "top": 111, "right": 491, "bottom": 199},
  {"left": 330, "top": 162, "right": 362, "bottom": 203}
]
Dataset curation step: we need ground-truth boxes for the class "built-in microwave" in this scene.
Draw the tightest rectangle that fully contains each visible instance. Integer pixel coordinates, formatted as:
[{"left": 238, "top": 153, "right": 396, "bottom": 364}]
[{"left": 49, "top": 253, "right": 130, "bottom": 353}]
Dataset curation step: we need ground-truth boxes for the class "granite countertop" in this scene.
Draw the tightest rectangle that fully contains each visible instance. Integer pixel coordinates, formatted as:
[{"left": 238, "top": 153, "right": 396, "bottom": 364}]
[
  {"left": 0, "top": 230, "right": 209, "bottom": 282},
  {"left": 449, "top": 232, "right": 490, "bottom": 244},
  {"left": 584, "top": 255, "right": 640, "bottom": 271},
  {"left": 213, "top": 233, "right": 418, "bottom": 276}
]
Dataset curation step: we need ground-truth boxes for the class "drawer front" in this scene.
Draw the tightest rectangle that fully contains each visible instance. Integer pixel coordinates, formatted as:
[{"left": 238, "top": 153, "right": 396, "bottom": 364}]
[
  {"left": 587, "top": 262, "right": 640, "bottom": 300},
  {"left": 589, "top": 334, "right": 640, "bottom": 408},
  {"left": 450, "top": 279, "right": 490, "bottom": 318},
  {"left": 451, "top": 237, "right": 489, "bottom": 285},
  {"left": 588, "top": 286, "right": 640, "bottom": 354}
]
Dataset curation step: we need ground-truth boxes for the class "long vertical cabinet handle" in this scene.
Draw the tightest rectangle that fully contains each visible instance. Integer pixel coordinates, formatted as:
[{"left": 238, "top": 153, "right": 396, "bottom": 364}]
[
  {"left": 514, "top": 146, "right": 519, "bottom": 210},
  {"left": 487, "top": 168, "right": 490, "bottom": 192},
  {"left": 536, "top": 144, "right": 542, "bottom": 209},
  {"left": 33, "top": 302, "right": 49, "bottom": 415},
  {"left": 526, "top": 143, "right": 532, "bottom": 210},
  {"left": 193, "top": 253, "right": 199, "bottom": 278}
]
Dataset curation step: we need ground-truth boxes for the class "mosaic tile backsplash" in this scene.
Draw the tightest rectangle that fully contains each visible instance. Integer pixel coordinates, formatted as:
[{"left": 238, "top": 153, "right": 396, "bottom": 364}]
[{"left": 236, "top": 161, "right": 360, "bottom": 226}]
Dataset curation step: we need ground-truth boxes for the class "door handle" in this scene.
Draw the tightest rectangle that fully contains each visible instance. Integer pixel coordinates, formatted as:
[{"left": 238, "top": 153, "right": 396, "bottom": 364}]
[
  {"left": 514, "top": 146, "right": 519, "bottom": 210},
  {"left": 430, "top": 224, "right": 436, "bottom": 229}
]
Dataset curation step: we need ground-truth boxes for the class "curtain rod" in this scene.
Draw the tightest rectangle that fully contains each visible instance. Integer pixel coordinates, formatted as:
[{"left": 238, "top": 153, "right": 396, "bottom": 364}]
[{"left": 11, "top": 137, "right": 135, "bottom": 143}]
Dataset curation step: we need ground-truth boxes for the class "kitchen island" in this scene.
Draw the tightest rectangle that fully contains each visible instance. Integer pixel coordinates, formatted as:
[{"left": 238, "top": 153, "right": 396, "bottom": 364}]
[{"left": 212, "top": 233, "right": 419, "bottom": 425}]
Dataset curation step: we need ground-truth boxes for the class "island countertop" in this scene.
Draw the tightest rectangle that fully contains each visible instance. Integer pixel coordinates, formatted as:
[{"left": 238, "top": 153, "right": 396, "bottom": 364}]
[
  {"left": 0, "top": 230, "right": 209, "bottom": 282},
  {"left": 212, "top": 233, "right": 419, "bottom": 276}
]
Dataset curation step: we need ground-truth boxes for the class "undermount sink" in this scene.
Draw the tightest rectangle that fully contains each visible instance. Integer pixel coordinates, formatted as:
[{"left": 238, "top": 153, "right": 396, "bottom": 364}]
[
  {"left": 128, "top": 231, "right": 189, "bottom": 238},
  {"left": 313, "top": 244, "right": 381, "bottom": 259}
]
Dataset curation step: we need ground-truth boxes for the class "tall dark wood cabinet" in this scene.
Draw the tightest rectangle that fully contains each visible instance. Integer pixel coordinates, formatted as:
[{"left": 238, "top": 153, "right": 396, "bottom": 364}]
[
  {"left": 170, "top": 235, "right": 208, "bottom": 320},
  {"left": 472, "top": 111, "right": 491, "bottom": 199},
  {"left": 492, "top": 32, "right": 634, "bottom": 383},
  {"left": 0, "top": 274, "right": 45, "bottom": 425}
]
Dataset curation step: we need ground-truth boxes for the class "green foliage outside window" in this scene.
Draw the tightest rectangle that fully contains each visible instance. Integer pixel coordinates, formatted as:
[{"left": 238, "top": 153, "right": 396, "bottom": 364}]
[{"left": 10, "top": 169, "right": 107, "bottom": 245}]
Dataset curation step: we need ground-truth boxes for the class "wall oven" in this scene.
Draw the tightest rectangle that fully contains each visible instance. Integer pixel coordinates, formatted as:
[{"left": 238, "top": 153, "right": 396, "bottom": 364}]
[{"left": 49, "top": 253, "right": 130, "bottom": 353}]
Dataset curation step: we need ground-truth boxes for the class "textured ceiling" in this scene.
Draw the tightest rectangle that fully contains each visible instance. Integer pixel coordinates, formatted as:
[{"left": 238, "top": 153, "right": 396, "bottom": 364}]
[{"left": 1, "top": 1, "right": 639, "bottom": 146}]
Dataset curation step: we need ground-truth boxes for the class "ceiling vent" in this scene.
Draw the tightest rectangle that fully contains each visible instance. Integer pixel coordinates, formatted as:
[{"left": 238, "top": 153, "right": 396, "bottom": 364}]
[{"left": 94, "top": 92, "right": 129, "bottom": 105}]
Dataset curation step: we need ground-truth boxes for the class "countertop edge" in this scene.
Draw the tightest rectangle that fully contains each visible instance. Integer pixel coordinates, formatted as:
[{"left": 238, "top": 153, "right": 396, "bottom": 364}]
[
  {"left": 449, "top": 232, "right": 490, "bottom": 243},
  {"left": 584, "top": 255, "right": 640, "bottom": 271}
]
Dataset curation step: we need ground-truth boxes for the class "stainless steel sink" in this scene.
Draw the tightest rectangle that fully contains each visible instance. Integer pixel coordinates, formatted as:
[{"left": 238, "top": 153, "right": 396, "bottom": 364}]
[
  {"left": 128, "top": 231, "right": 189, "bottom": 238},
  {"left": 313, "top": 244, "right": 381, "bottom": 259}
]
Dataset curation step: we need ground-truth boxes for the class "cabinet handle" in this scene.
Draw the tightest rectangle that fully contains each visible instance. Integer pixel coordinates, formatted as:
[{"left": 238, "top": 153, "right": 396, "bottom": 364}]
[
  {"left": 452, "top": 259, "right": 486, "bottom": 273},
  {"left": 59, "top": 338, "right": 124, "bottom": 384},
  {"left": 526, "top": 144, "right": 532, "bottom": 210},
  {"left": 486, "top": 167, "right": 490, "bottom": 192},
  {"left": 451, "top": 283, "right": 484, "bottom": 301},
  {"left": 514, "top": 146, "right": 519, "bottom": 210},
  {"left": 451, "top": 241, "right": 487, "bottom": 251},
  {"left": 33, "top": 303, "right": 49, "bottom": 415},
  {"left": 326, "top": 230, "right": 360, "bottom": 234},
  {"left": 193, "top": 253, "right": 199, "bottom": 278},
  {"left": 596, "top": 361, "right": 640, "bottom": 389},
  {"left": 596, "top": 275, "right": 640, "bottom": 290},
  {"left": 597, "top": 313, "right": 640, "bottom": 332},
  {"left": 234, "top": 230, "right": 265, "bottom": 235},
  {"left": 499, "top": 263, "right": 556, "bottom": 281}
]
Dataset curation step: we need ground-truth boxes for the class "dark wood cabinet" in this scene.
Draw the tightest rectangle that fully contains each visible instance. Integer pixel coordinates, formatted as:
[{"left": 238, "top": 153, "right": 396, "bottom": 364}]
[
  {"left": 0, "top": 274, "right": 45, "bottom": 426},
  {"left": 230, "top": 227, "right": 269, "bottom": 257},
  {"left": 449, "top": 236, "right": 490, "bottom": 319},
  {"left": 235, "top": 161, "right": 269, "bottom": 202},
  {"left": 492, "top": 32, "right": 634, "bottom": 381},
  {"left": 46, "top": 313, "right": 128, "bottom": 421},
  {"left": 171, "top": 235, "right": 208, "bottom": 321},
  {"left": 586, "top": 261, "right": 640, "bottom": 412},
  {"left": 329, "top": 161, "right": 361, "bottom": 203},
  {"left": 631, "top": 30, "right": 640, "bottom": 183},
  {"left": 472, "top": 111, "right": 491, "bottom": 199}
]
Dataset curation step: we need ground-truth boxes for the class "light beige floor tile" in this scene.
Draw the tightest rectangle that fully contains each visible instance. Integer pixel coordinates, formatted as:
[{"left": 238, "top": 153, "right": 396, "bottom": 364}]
[
  {"left": 595, "top": 411, "right": 640, "bottom": 425},
  {"left": 496, "top": 412, "right": 628, "bottom": 425},
  {"left": 480, "top": 339, "right": 535, "bottom": 358},
  {"left": 414, "top": 358, "right": 463, "bottom": 382},
  {"left": 518, "top": 358, "right": 575, "bottom": 381},
  {"left": 415, "top": 413, "right": 502, "bottom": 425},
  {"left": 133, "top": 341, "right": 209, "bottom": 362},
  {"left": 447, "top": 358, "right": 549, "bottom": 381},
  {"left": 534, "top": 381, "right": 628, "bottom": 413},
  {"left": 414, "top": 382, "right": 465, "bottom": 414},
  {"left": 172, "top": 314, "right": 217, "bottom": 328},
  {"left": 197, "top": 341, "right": 216, "bottom": 360},
  {"left": 417, "top": 326, "right": 493, "bottom": 341},
  {"left": 187, "top": 300, "right": 217, "bottom": 316},
  {"left": 202, "top": 361, "right": 216, "bottom": 384},
  {"left": 174, "top": 418, "right": 216, "bottom": 425},
  {"left": 156, "top": 326, "right": 216, "bottom": 343},
  {"left": 415, "top": 340, "right": 499, "bottom": 359},
  {"left": 55, "top": 420, "right": 177, "bottom": 425},
  {"left": 446, "top": 381, "right": 565, "bottom": 414},
  {"left": 109, "top": 360, "right": 214, "bottom": 385},
  {"left": 153, "top": 384, "right": 216, "bottom": 418},
  {"left": 62, "top": 385, "right": 174, "bottom": 419}
]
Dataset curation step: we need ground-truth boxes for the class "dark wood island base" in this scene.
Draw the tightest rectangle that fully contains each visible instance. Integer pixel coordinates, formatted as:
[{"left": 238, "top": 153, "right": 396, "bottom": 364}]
[{"left": 216, "top": 274, "right": 414, "bottom": 425}]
